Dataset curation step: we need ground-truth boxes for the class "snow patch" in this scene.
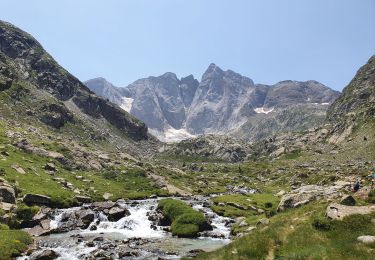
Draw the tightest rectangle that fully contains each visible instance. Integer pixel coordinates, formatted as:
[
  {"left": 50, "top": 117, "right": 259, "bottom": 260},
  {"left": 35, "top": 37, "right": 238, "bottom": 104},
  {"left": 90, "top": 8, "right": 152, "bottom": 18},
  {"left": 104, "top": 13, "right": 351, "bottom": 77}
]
[
  {"left": 254, "top": 107, "right": 274, "bottom": 114},
  {"left": 149, "top": 127, "right": 196, "bottom": 143},
  {"left": 312, "top": 102, "right": 330, "bottom": 106},
  {"left": 120, "top": 97, "right": 134, "bottom": 112}
]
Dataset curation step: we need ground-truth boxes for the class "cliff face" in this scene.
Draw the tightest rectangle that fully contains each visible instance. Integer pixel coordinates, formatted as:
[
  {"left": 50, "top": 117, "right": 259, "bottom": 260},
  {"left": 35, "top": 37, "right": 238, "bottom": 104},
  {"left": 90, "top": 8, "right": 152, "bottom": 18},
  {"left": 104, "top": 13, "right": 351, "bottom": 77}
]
[
  {"left": 0, "top": 20, "right": 148, "bottom": 141},
  {"left": 327, "top": 55, "right": 375, "bottom": 124},
  {"left": 87, "top": 64, "right": 339, "bottom": 141}
]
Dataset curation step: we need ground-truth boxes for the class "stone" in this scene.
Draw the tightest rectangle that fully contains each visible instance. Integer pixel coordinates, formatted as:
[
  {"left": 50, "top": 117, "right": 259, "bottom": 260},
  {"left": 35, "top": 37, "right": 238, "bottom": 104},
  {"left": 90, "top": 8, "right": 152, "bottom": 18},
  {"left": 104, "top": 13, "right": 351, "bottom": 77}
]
[
  {"left": 0, "top": 185, "right": 16, "bottom": 203},
  {"left": 0, "top": 202, "right": 15, "bottom": 212},
  {"left": 74, "top": 195, "right": 92, "bottom": 204},
  {"left": 257, "top": 218, "right": 270, "bottom": 225},
  {"left": 11, "top": 164, "right": 26, "bottom": 174},
  {"left": 357, "top": 236, "right": 375, "bottom": 244},
  {"left": 26, "top": 225, "right": 51, "bottom": 236},
  {"left": 103, "top": 192, "right": 113, "bottom": 200},
  {"left": 91, "top": 201, "right": 115, "bottom": 210},
  {"left": 44, "top": 163, "right": 56, "bottom": 171},
  {"left": 326, "top": 203, "right": 375, "bottom": 220},
  {"left": 107, "top": 206, "right": 130, "bottom": 221},
  {"left": 340, "top": 195, "right": 356, "bottom": 206},
  {"left": 33, "top": 249, "right": 60, "bottom": 260},
  {"left": 23, "top": 194, "right": 51, "bottom": 206}
]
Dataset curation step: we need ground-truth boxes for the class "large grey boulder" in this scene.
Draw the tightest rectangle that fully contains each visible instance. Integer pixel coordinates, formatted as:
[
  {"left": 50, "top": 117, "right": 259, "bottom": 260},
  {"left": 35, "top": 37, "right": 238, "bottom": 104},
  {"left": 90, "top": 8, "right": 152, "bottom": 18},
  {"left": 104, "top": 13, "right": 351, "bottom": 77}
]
[
  {"left": 23, "top": 194, "right": 52, "bottom": 206},
  {"left": 107, "top": 206, "right": 130, "bottom": 221},
  {"left": 277, "top": 183, "right": 349, "bottom": 211}
]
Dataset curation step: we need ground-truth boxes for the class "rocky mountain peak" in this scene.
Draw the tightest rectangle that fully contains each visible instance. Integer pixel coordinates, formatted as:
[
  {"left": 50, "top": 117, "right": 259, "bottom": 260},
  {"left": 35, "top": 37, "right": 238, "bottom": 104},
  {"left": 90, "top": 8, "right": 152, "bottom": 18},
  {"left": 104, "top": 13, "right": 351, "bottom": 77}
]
[{"left": 0, "top": 20, "right": 148, "bottom": 141}]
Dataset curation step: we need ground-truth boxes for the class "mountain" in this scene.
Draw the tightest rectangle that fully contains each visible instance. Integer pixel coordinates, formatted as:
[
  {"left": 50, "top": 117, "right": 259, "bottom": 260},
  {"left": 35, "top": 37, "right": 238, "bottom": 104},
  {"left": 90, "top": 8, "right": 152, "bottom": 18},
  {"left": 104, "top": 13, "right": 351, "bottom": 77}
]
[
  {"left": 86, "top": 65, "right": 339, "bottom": 142},
  {"left": 0, "top": 20, "right": 150, "bottom": 155},
  {"left": 326, "top": 55, "right": 375, "bottom": 143}
]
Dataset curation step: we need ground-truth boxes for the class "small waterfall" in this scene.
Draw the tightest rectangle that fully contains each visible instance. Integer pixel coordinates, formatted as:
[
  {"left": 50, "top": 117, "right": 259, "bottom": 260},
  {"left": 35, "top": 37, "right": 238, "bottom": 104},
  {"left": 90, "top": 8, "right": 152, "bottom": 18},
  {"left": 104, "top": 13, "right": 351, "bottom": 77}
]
[{"left": 84, "top": 201, "right": 165, "bottom": 238}]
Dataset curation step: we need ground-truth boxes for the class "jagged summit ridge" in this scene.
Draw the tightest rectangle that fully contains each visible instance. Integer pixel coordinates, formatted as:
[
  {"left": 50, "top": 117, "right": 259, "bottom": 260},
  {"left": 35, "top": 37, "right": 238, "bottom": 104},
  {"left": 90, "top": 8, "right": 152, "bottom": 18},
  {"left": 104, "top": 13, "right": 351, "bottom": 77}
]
[{"left": 86, "top": 64, "right": 340, "bottom": 142}]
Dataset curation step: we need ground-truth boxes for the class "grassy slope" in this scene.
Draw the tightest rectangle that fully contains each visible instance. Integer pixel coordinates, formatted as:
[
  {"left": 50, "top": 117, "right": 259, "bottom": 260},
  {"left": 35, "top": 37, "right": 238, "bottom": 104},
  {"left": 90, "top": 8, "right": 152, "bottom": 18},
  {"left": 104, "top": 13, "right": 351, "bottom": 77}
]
[
  {"left": 0, "top": 225, "right": 32, "bottom": 260},
  {"left": 196, "top": 202, "right": 375, "bottom": 259}
]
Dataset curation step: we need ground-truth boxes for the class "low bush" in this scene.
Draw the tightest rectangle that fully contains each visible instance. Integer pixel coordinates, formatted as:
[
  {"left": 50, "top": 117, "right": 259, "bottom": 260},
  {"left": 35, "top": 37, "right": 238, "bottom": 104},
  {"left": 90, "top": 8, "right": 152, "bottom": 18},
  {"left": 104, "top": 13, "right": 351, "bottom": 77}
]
[
  {"left": 312, "top": 217, "right": 332, "bottom": 231},
  {"left": 158, "top": 199, "right": 210, "bottom": 237},
  {"left": 16, "top": 205, "right": 39, "bottom": 220},
  {"left": 0, "top": 229, "right": 33, "bottom": 259}
]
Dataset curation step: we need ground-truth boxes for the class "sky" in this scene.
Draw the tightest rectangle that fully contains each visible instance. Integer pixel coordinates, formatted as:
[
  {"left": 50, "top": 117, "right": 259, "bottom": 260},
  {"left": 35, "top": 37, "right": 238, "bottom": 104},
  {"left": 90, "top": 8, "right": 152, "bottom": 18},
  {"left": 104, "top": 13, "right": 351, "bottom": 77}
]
[{"left": 1, "top": 0, "right": 374, "bottom": 91}]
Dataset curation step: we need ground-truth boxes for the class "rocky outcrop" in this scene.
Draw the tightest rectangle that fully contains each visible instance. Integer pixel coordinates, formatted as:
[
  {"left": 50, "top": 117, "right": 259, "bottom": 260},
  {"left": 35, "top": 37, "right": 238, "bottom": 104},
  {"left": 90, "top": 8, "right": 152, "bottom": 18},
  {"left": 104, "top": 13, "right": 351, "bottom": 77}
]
[
  {"left": 325, "top": 203, "right": 375, "bottom": 220},
  {"left": 277, "top": 182, "right": 351, "bottom": 211},
  {"left": 327, "top": 55, "right": 375, "bottom": 143}
]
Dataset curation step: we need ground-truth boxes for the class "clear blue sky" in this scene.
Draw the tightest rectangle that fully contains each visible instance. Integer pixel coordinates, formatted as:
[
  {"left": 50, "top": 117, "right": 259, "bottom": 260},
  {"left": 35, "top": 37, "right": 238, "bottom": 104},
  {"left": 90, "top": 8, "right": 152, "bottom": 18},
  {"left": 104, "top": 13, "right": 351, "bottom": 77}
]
[{"left": 1, "top": 0, "right": 374, "bottom": 90}]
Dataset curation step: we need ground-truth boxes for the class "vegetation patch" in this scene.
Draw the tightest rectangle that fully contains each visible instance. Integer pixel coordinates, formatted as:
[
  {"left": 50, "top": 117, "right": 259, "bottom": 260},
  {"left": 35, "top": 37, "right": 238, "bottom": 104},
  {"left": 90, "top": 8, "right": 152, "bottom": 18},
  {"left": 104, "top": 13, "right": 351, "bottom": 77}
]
[
  {"left": 157, "top": 198, "right": 210, "bottom": 237},
  {"left": 0, "top": 225, "right": 33, "bottom": 260}
]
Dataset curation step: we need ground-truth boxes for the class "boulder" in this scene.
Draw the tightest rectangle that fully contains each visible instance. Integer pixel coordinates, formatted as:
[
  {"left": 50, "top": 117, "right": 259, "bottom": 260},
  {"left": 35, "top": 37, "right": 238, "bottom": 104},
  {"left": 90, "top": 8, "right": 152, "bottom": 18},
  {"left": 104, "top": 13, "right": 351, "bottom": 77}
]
[
  {"left": 326, "top": 203, "right": 375, "bottom": 220},
  {"left": 33, "top": 249, "right": 60, "bottom": 260},
  {"left": 11, "top": 164, "right": 26, "bottom": 174},
  {"left": 0, "top": 184, "right": 16, "bottom": 204},
  {"left": 357, "top": 236, "right": 375, "bottom": 244},
  {"left": 107, "top": 206, "right": 130, "bottom": 221},
  {"left": 74, "top": 195, "right": 92, "bottom": 204},
  {"left": 340, "top": 195, "right": 356, "bottom": 206},
  {"left": 75, "top": 209, "right": 95, "bottom": 226},
  {"left": 91, "top": 201, "right": 115, "bottom": 211},
  {"left": 277, "top": 184, "right": 345, "bottom": 211},
  {"left": 44, "top": 163, "right": 57, "bottom": 172},
  {"left": 0, "top": 202, "right": 15, "bottom": 212},
  {"left": 23, "top": 194, "right": 51, "bottom": 206}
]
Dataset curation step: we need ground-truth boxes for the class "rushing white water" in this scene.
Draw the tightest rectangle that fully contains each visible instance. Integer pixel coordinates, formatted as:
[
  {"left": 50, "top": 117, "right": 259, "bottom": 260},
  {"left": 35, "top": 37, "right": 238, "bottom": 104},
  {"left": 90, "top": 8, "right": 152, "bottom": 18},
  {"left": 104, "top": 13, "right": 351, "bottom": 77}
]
[
  {"left": 20, "top": 198, "right": 231, "bottom": 260},
  {"left": 84, "top": 201, "right": 165, "bottom": 238}
]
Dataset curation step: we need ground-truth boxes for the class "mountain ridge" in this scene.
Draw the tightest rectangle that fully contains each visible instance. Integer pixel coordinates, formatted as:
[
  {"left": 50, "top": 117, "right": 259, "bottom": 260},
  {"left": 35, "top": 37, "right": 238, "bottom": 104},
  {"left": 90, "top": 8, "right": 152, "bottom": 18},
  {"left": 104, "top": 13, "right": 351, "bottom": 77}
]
[{"left": 85, "top": 65, "right": 340, "bottom": 142}]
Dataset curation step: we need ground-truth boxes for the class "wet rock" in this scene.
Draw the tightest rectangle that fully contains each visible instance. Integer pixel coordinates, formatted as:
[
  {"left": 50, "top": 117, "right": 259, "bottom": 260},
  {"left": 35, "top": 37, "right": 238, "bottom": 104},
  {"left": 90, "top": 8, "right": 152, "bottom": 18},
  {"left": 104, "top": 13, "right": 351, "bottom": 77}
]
[
  {"left": 91, "top": 201, "right": 115, "bottom": 211},
  {"left": 340, "top": 195, "right": 356, "bottom": 206},
  {"left": 107, "top": 206, "right": 130, "bottom": 221},
  {"left": 326, "top": 203, "right": 375, "bottom": 220},
  {"left": 90, "top": 225, "right": 97, "bottom": 231},
  {"left": 93, "top": 237, "right": 105, "bottom": 242},
  {"left": 23, "top": 194, "right": 52, "bottom": 206},
  {"left": 26, "top": 225, "right": 51, "bottom": 236},
  {"left": 32, "top": 249, "right": 60, "bottom": 260}
]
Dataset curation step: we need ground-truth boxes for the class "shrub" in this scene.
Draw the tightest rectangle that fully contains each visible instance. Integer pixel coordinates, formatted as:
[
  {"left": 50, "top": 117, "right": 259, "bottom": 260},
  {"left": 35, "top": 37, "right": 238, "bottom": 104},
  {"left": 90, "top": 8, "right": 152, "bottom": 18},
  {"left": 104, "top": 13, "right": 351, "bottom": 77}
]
[
  {"left": 158, "top": 199, "right": 210, "bottom": 237},
  {"left": 16, "top": 205, "right": 39, "bottom": 221},
  {"left": 312, "top": 217, "right": 332, "bottom": 231},
  {"left": 0, "top": 224, "right": 10, "bottom": 230}
]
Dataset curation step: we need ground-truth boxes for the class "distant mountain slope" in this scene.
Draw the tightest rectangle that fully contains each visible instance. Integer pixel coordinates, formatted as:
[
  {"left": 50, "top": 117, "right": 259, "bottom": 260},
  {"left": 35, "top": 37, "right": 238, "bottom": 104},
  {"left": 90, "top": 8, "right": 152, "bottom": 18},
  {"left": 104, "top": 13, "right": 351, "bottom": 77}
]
[
  {"left": 0, "top": 20, "right": 148, "bottom": 145},
  {"left": 86, "top": 65, "right": 339, "bottom": 142},
  {"left": 326, "top": 55, "right": 375, "bottom": 143}
]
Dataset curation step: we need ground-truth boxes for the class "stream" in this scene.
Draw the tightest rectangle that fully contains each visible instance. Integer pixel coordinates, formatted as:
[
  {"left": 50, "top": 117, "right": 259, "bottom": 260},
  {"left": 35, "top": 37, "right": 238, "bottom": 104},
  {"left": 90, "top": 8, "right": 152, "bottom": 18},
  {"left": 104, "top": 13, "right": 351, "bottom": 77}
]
[{"left": 20, "top": 197, "right": 232, "bottom": 259}]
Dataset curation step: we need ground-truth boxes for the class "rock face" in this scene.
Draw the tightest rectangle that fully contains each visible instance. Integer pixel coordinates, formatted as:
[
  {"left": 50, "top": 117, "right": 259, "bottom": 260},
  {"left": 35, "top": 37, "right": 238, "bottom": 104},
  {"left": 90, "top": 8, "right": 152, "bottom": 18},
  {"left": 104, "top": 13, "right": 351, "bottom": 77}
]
[
  {"left": 86, "top": 64, "right": 339, "bottom": 142},
  {"left": 0, "top": 20, "right": 148, "bottom": 141},
  {"left": 277, "top": 183, "right": 351, "bottom": 211},
  {"left": 327, "top": 55, "right": 375, "bottom": 143}
]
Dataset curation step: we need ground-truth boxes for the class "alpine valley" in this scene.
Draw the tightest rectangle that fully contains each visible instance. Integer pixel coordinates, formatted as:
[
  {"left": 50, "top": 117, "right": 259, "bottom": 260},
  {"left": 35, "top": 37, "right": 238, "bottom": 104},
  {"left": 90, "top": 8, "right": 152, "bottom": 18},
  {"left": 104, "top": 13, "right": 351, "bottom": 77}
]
[{"left": 0, "top": 20, "right": 375, "bottom": 260}]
